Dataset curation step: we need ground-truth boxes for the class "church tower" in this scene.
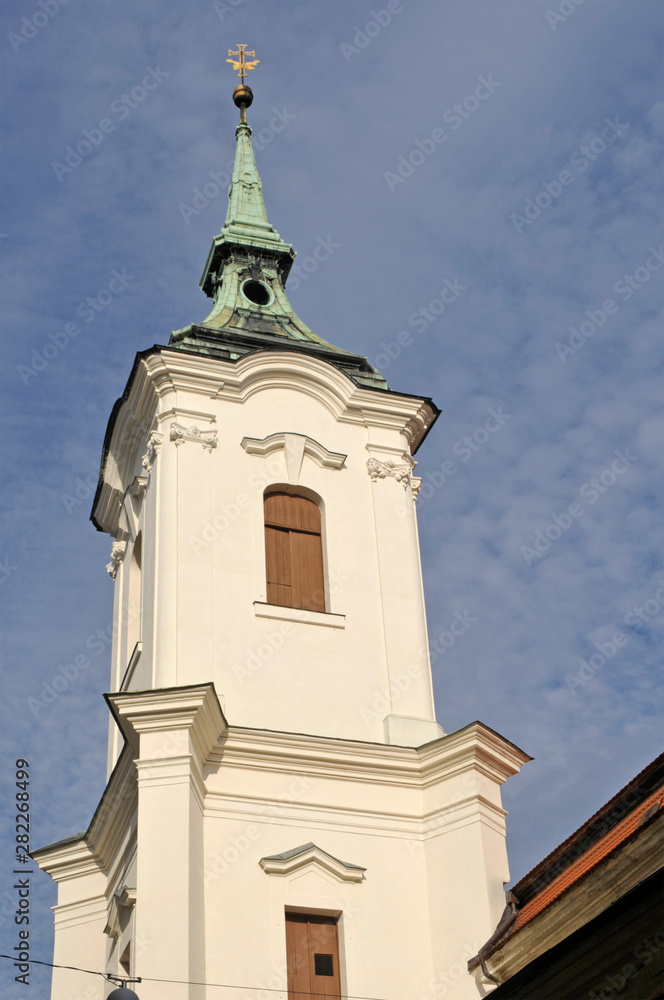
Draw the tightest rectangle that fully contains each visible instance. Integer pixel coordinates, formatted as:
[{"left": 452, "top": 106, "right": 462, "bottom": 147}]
[{"left": 34, "top": 55, "right": 529, "bottom": 1000}]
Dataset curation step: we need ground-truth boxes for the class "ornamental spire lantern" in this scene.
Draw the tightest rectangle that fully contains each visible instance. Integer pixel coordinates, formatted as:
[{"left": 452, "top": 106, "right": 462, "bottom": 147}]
[{"left": 33, "top": 56, "right": 529, "bottom": 1000}]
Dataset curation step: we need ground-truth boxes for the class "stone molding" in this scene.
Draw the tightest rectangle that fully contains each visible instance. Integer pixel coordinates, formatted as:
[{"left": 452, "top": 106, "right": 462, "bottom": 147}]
[
  {"left": 30, "top": 836, "right": 103, "bottom": 884},
  {"left": 104, "top": 885, "right": 136, "bottom": 939},
  {"left": 260, "top": 842, "right": 366, "bottom": 884},
  {"left": 128, "top": 476, "right": 147, "bottom": 501},
  {"left": 108, "top": 684, "right": 228, "bottom": 767},
  {"left": 92, "top": 348, "right": 438, "bottom": 537},
  {"left": 242, "top": 431, "right": 346, "bottom": 484},
  {"left": 206, "top": 721, "right": 530, "bottom": 790},
  {"left": 52, "top": 895, "right": 108, "bottom": 932},
  {"left": 253, "top": 601, "right": 345, "bottom": 629},
  {"left": 106, "top": 541, "right": 127, "bottom": 579},
  {"left": 141, "top": 431, "right": 163, "bottom": 472},
  {"left": 170, "top": 422, "right": 218, "bottom": 451},
  {"left": 366, "top": 456, "right": 415, "bottom": 488}
]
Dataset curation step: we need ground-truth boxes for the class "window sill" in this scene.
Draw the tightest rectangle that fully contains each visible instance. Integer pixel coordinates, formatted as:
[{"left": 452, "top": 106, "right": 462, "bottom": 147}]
[{"left": 253, "top": 602, "right": 345, "bottom": 629}]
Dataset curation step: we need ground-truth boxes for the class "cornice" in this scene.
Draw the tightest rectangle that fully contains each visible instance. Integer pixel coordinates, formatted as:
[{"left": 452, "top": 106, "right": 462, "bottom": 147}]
[
  {"left": 52, "top": 894, "right": 108, "bottom": 931},
  {"left": 91, "top": 346, "right": 438, "bottom": 535},
  {"left": 207, "top": 720, "right": 530, "bottom": 791},
  {"left": 32, "top": 742, "right": 137, "bottom": 883},
  {"left": 417, "top": 722, "right": 532, "bottom": 787},
  {"left": 107, "top": 683, "right": 228, "bottom": 767},
  {"left": 87, "top": 746, "right": 137, "bottom": 876},
  {"left": 31, "top": 836, "right": 103, "bottom": 883}
]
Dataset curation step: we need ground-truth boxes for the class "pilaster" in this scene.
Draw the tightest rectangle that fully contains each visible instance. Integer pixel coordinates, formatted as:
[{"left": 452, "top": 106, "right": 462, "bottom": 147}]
[
  {"left": 108, "top": 684, "right": 227, "bottom": 1000},
  {"left": 366, "top": 445, "right": 440, "bottom": 744}
]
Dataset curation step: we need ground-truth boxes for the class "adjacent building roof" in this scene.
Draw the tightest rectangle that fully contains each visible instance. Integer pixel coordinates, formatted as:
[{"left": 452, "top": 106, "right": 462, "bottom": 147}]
[{"left": 469, "top": 752, "right": 664, "bottom": 987}]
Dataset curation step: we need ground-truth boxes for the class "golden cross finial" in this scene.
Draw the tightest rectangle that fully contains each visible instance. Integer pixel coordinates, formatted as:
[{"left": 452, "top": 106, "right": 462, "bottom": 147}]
[{"left": 227, "top": 44, "right": 259, "bottom": 84}]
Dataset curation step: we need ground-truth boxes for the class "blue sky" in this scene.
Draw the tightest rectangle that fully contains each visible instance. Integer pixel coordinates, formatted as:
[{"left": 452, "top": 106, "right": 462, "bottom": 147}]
[{"left": 0, "top": 0, "right": 662, "bottom": 995}]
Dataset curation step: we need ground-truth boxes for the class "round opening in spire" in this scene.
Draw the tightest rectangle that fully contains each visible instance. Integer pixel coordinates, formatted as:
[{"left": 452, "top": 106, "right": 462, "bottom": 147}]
[{"left": 242, "top": 280, "right": 271, "bottom": 307}]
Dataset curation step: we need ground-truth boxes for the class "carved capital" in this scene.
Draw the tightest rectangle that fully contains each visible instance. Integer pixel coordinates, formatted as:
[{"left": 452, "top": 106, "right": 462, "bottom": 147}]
[
  {"left": 106, "top": 541, "right": 127, "bottom": 579},
  {"left": 170, "top": 423, "right": 217, "bottom": 452},
  {"left": 366, "top": 457, "right": 413, "bottom": 489},
  {"left": 141, "top": 432, "right": 163, "bottom": 472}
]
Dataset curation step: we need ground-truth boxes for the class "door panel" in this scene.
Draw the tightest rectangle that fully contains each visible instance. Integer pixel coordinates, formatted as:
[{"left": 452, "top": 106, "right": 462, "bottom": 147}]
[
  {"left": 286, "top": 914, "right": 341, "bottom": 999},
  {"left": 286, "top": 914, "right": 311, "bottom": 998}
]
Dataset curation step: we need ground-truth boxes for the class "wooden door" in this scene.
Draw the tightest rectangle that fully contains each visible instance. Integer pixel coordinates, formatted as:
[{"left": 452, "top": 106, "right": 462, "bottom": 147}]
[{"left": 286, "top": 913, "right": 342, "bottom": 999}]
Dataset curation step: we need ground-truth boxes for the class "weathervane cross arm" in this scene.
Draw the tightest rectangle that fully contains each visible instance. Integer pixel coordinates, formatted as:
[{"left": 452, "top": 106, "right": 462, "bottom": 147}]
[{"left": 227, "top": 44, "right": 260, "bottom": 83}]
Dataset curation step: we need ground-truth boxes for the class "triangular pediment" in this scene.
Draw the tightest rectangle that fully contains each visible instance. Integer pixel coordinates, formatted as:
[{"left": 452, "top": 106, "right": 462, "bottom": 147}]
[{"left": 259, "top": 842, "right": 365, "bottom": 883}]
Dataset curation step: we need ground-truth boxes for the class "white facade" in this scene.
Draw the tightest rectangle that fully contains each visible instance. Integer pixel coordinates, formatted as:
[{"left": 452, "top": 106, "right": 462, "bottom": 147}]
[
  {"left": 34, "top": 90, "right": 529, "bottom": 1000},
  {"left": 100, "top": 346, "right": 445, "bottom": 758}
]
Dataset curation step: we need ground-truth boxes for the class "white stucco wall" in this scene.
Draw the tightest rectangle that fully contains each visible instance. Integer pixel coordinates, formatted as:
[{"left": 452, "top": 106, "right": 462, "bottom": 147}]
[{"left": 34, "top": 349, "right": 529, "bottom": 1000}]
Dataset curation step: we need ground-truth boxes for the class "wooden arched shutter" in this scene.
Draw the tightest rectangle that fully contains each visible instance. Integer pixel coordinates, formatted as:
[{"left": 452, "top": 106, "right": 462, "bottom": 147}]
[{"left": 264, "top": 492, "right": 325, "bottom": 612}]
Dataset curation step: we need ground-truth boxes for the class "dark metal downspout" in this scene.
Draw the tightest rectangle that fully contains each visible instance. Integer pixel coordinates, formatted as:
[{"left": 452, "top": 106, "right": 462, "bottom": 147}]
[{"left": 467, "top": 890, "right": 520, "bottom": 987}]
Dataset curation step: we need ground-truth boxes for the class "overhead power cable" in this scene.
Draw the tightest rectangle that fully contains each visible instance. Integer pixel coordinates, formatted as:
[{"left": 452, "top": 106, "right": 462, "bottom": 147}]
[{"left": 0, "top": 954, "right": 397, "bottom": 1000}]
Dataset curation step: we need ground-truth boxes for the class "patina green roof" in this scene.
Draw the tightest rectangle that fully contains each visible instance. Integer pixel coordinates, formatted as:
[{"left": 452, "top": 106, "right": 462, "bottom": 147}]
[
  {"left": 170, "top": 98, "right": 389, "bottom": 392},
  {"left": 219, "top": 121, "right": 291, "bottom": 253}
]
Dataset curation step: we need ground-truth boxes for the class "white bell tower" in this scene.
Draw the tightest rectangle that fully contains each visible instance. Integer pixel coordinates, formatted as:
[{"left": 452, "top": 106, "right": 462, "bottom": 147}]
[{"left": 34, "top": 60, "right": 529, "bottom": 1000}]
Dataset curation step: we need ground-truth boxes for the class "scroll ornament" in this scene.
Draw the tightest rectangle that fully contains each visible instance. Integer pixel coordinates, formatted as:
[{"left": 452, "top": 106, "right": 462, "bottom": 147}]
[
  {"left": 170, "top": 423, "right": 218, "bottom": 451},
  {"left": 366, "top": 457, "right": 414, "bottom": 489}
]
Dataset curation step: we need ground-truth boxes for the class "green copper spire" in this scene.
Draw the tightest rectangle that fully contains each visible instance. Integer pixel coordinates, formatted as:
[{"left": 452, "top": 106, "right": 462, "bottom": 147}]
[
  {"left": 170, "top": 56, "right": 388, "bottom": 391},
  {"left": 199, "top": 115, "right": 296, "bottom": 297},
  {"left": 223, "top": 123, "right": 280, "bottom": 244}
]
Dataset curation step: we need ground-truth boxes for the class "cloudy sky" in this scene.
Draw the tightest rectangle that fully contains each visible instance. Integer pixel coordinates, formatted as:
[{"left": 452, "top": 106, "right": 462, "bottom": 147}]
[{"left": 0, "top": 0, "right": 662, "bottom": 995}]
